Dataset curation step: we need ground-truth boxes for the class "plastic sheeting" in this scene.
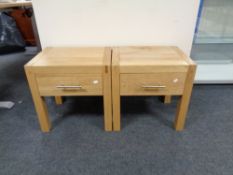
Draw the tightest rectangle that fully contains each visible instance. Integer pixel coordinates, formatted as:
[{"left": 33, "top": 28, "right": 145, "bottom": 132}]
[{"left": 0, "top": 12, "right": 25, "bottom": 54}]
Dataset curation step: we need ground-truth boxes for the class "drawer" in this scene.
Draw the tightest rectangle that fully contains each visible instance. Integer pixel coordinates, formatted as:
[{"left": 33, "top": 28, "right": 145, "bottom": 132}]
[
  {"left": 36, "top": 74, "right": 103, "bottom": 96},
  {"left": 120, "top": 73, "right": 187, "bottom": 96}
]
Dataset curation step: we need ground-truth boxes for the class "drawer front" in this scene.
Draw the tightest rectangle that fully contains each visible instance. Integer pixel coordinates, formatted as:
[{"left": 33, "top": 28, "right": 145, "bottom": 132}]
[
  {"left": 120, "top": 73, "right": 186, "bottom": 96},
  {"left": 36, "top": 74, "right": 103, "bottom": 96}
]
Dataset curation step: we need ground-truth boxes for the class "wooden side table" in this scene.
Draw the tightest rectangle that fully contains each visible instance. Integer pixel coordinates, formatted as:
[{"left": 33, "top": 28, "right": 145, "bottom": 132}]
[
  {"left": 112, "top": 46, "right": 196, "bottom": 131},
  {"left": 25, "top": 47, "right": 112, "bottom": 132}
]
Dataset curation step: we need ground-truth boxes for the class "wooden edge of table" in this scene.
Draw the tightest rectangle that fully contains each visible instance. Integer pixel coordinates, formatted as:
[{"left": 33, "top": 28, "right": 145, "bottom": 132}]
[
  {"left": 162, "top": 95, "right": 172, "bottom": 104},
  {"left": 111, "top": 47, "right": 121, "bottom": 131},
  {"left": 172, "top": 46, "right": 196, "bottom": 66},
  {"left": 24, "top": 53, "right": 42, "bottom": 68},
  {"left": 112, "top": 46, "right": 196, "bottom": 66},
  {"left": 174, "top": 64, "right": 197, "bottom": 131},
  {"left": 111, "top": 47, "right": 120, "bottom": 68},
  {"left": 24, "top": 47, "right": 53, "bottom": 68},
  {"left": 103, "top": 47, "right": 111, "bottom": 66},
  {"left": 103, "top": 47, "right": 113, "bottom": 131},
  {"left": 55, "top": 96, "right": 63, "bottom": 105},
  {"left": 170, "top": 46, "right": 197, "bottom": 131},
  {"left": 25, "top": 68, "right": 51, "bottom": 132}
]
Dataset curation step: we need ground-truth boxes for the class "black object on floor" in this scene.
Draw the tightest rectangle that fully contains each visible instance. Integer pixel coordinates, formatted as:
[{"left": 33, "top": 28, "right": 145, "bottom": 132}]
[
  {"left": 0, "top": 12, "right": 25, "bottom": 55},
  {"left": 0, "top": 53, "right": 233, "bottom": 175}
]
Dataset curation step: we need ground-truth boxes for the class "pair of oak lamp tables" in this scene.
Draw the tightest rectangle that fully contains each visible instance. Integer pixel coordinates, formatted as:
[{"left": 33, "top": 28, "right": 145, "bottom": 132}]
[{"left": 25, "top": 46, "right": 196, "bottom": 132}]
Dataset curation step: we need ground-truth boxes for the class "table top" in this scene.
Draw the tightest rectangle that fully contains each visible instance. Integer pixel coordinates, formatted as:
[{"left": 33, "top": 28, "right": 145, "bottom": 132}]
[
  {"left": 113, "top": 46, "right": 196, "bottom": 73},
  {"left": 118, "top": 46, "right": 193, "bottom": 66},
  {"left": 0, "top": 1, "right": 32, "bottom": 9},
  {"left": 27, "top": 47, "right": 108, "bottom": 67}
]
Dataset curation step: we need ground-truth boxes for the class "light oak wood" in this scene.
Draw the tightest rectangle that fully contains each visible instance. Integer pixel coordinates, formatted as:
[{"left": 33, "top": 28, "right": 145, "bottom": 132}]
[
  {"left": 25, "top": 68, "right": 51, "bottom": 132},
  {"left": 112, "top": 48, "right": 121, "bottom": 131},
  {"left": 55, "top": 96, "right": 63, "bottom": 105},
  {"left": 30, "top": 47, "right": 105, "bottom": 66},
  {"left": 162, "top": 96, "right": 172, "bottom": 104},
  {"left": 25, "top": 48, "right": 53, "bottom": 67},
  {"left": 112, "top": 46, "right": 196, "bottom": 131},
  {"left": 118, "top": 46, "right": 189, "bottom": 73},
  {"left": 36, "top": 74, "right": 102, "bottom": 96},
  {"left": 120, "top": 73, "right": 186, "bottom": 96},
  {"left": 26, "top": 47, "right": 106, "bottom": 74},
  {"left": 173, "top": 46, "right": 196, "bottom": 65},
  {"left": 103, "top": 48, "right": 113, "bottom": 131},
  {"left": 174, "top": 65, "right": 196, "bottom": 131},
  {"left": 25, "top": 47, "right": 112, "bottom": 132}
]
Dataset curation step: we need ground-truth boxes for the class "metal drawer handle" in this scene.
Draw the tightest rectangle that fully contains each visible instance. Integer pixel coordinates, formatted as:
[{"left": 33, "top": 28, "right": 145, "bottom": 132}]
[
  {"left": 142, "top": 85, "right": 166, "bottom": 89},
  {"left": 56, "top": 85, "right": 82, "bottom": 90}
]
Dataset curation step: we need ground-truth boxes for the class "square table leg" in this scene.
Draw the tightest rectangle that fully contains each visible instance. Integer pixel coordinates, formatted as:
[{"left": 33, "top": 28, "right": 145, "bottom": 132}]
[
  {"left": 112, "top": 49, "right": 121, "bottom": 131},
  {"left": 103, "top": 87, "right": 113, "bottom": 131},
  {"left": 55, "top": 96, "right": 63, "bottom": 105},
  {"left": 25, "top": 69, "right": 51, "bottom": 132},
  {"left": 162, "top": 95, "right": 172, "bottom": 104},
  {"left": 103, "top": 48, "right": 113, "bottom": 131},
  {"left": 174, "top": 65, "right": 196, "bottom": 131},
  {"left": 112, "top": 71, "right": 120, "bottom": 131},
  {"left": 103, "top": 68, "right": 113, "bottom": 131}
]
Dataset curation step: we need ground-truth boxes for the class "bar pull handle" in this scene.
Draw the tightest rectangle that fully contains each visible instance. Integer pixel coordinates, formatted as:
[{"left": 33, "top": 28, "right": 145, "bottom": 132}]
[
  {"left": 56, "top": 85, "right": 82, "bottom": 90},
  {"left": 142, "top": 85, "right": 166, "bottom": 89}
]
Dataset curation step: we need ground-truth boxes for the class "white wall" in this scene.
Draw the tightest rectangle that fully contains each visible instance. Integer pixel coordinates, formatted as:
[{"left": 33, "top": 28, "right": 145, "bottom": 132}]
[{"left": 32, "top": 0, "right": 200, "bottom": 55}]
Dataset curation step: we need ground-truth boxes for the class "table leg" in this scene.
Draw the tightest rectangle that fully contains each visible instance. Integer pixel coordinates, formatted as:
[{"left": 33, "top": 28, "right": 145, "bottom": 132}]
[
  {"left": 112, "top": 49, "right": 121, "bottom": 131},
  {"left": 174, "top": 65, "right": 196, "bottom": 131},
  {"left": 103, "top": 87, "right": 113, "bottom": 131},
  {"left": 55, "top": 96, "right": 63, "bottom": 105},
  {"left": 103, "top": 68, "right": 113, "bottom": 131},
  {"left": 163, "top": 95, "right": 172, "bottom": 104},
  {"left": 25, "top": 69, "right": 51, "bottom": 132},
  {"left": 103, "top": 48, "right": 113, "bottom": 131},
  {"left": 112, "top": 75, "right": 120, "bottom": 131}
]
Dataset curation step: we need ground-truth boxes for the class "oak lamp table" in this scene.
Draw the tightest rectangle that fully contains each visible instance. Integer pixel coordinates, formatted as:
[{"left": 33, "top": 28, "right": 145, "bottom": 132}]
[
  {"left": 112, "top": 46, "right": 196, "bottom": 131},
  {"left": 25, "top": 47, "right": 112, "bottom": 132}
]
